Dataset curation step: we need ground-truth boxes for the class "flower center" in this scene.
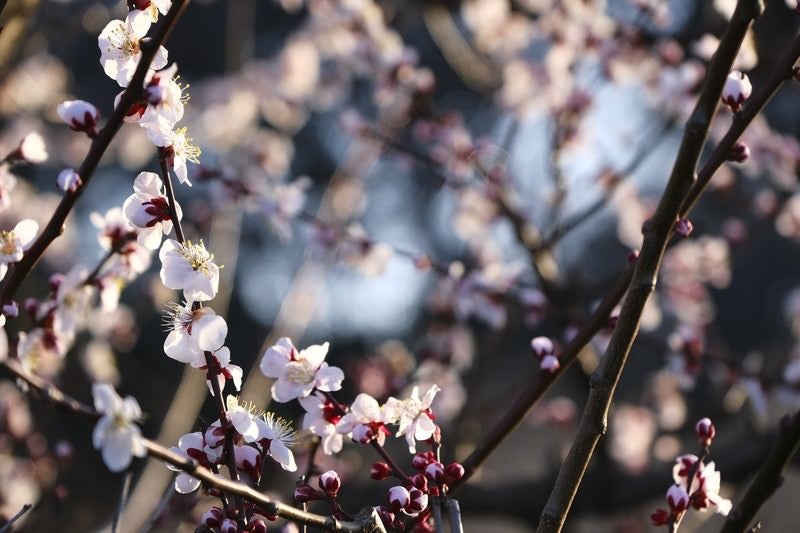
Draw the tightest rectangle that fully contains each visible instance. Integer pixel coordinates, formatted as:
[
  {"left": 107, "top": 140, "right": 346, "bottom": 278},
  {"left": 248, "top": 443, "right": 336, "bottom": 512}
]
[
  {"left": 179, "top": 240, "right": 214, "bottom": 272},
  {"left": 283, "top": 360, "right": 316, "bottom": 386},
  {"left": 0, "top": 230, "right": 19, "bottom": 258}
]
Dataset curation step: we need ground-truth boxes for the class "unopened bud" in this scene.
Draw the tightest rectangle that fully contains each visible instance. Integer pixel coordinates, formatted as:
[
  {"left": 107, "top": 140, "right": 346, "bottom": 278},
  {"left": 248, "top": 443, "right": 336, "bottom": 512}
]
[
  {"left": 407, "top": 488, "right": 429, "bottom": 514},
  {"left": 220, "top": 518, "right": 237, "bottom": 533},
  {"left": 721, "top": 71, "right": 752, "bottom": 112},
  {"left": 424, "top": 461, "right": 445, "bottom": 483},
  {"left": 411, "top": 451, "right": 434, "bottom": 470},
  {"left": 666, "top": 484, "right": 689, "bottom": 512},
  {"left": 371, "top": 461, "right": 392, "bottom": 480},
  {"left": 201, "top": 506, "right": 224, "bottom": 528},
  {"left": 530, "top": 336, "right": 554, "bottom": 359},
  {"left": 675, "top": 217, "right": 693, "bottom": 237},
  {"left": 728, "top": 141, "right": 750, "bottom": 163},
  {"left": 387, "top": 485, "right": 411, "bottom": 512},
  {"left": 695, "top": 417, "right": 716, "bottom": 447},
  {"left": 540, "top": 354, "right": 560, "bottom": 373},
  {"left": 445, "top": 462, "right": 465, "bottom": 481},
  {"left": 318, "top": 470, "right": 341, "bottom": 498},
  {"left": 294, "top": 483, "right": 320, "bottom": 503},
  {"left": 410, "top": 473, "right": 428, "bottom": 492},
  {"left": 245, "top": 519, "right": 268, "bottom": 533}
]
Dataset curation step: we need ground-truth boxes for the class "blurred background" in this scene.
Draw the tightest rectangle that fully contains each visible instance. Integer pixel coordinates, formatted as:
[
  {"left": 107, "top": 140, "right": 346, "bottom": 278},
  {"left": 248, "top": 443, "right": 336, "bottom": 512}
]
[{"left": 1, "top": 0, "right": 800, "bottom": 531}]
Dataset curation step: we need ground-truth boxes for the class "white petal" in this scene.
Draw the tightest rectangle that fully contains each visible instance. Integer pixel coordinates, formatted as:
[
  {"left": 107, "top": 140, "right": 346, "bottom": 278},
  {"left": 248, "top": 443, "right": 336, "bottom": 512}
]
[
  {"left": 269, "top": 440, "right": 297, "bottom": 472},
  {"left": 174, "top": 472, "right": 201, "bottom": 494},
  {"left": 13, "top": 219, "right": 38, "bottom": 248}
]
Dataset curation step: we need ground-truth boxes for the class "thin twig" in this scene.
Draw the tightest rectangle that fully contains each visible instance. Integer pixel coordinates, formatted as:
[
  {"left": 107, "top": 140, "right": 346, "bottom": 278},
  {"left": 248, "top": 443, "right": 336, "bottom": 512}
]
[
  {"left": 0, "top": 0, "right": 190, "bottom": 304},
  {"left": 535, "top": 2, "right": 763, "bottom": 531},
  {"left": 0, "top": 503, "right": 32, "bottom": 532},
  {"left": 720, "top": 411, "right": 800, "bottom": 533},
  {"left": 111, "top": 471, "right": 133, "bottom": 533},
  {"left": 0, "top": 358, "right": 385, "bottom": 533}
]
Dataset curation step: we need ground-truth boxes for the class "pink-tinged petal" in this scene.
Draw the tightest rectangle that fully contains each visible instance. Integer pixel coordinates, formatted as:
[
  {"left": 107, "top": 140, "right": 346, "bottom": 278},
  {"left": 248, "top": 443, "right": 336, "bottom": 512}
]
[
  {"left": 13, "top": 219, "right": 38, "bottom": 248},
  {"left": 164, "top": 329, "right": 202, "bottom": 364},
  {"left": 260, "top": 337, "right": 294, "bottom": 378},
  {"left": 178, "top": 432, "right": 204, "bottom": 451},
  {"left": 314, "top": 363, "right": 344, "bottom": 392},
  {"left": 133, "top": 171, "right": 163, "bottom": 195},
  {"left": 127, "top": 9, "right": 153, "bottom": 38},
  {"left": 413, "top": 415, "right": 436, "bottom": 441},
  {"left": 271, "top": 378, "right": 305, "bottom": 403},
  {"left": 351, "top": 393, "right": 382, "bottom": 421},
  {"left": 321, "top": 432, "right": 343, "bottom": 455},
  {"left": 269, "top": 440, "right": 297, "bottom": 471},
  {"left": 195, "top": 313, "right": 227, "bottom": 352},
  {"left": 229, "top": 410, "right": 259, "bottom": 442},
  {"left": 175, "top": 472, "right": 201, "bottom": 494},
  {"left": 299, "top": 342, "right": 329, "bottom": 367}
]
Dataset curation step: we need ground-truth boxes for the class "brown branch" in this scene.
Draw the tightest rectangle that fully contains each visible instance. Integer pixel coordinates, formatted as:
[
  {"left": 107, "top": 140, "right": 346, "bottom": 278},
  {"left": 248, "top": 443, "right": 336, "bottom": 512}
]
[
  {"left": 0, "top": 357, "right": 385, "bottom": 533},
  {"left": 450, "top": 263, "right": 632, "bottom": 491},
  {"left": 535, "top": 2, "right": 763, "bottom": 532},
  {"left": 0, "top": 503, "right": 32, "bottom": 532},
  {"left": 0, "top": 0, "right": 190, "bottom": 304},
  {"left": 720, "top": 411, "right": 800, "bottom": 533}
]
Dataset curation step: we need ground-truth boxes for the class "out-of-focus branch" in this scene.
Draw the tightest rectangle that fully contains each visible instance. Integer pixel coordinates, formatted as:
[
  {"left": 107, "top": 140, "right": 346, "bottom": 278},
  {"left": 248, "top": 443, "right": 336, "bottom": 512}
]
[
  {"left": 449, "top": 262, "right": 632, "bottom": 491},
  {"left": 0, "top": 503, "right": 32, "bottom": 532},
  {"left": 0, "top": 358, "right": 386, "bottom": 533},
  {"left": 720, "top": 411, "right": 800, "bottom": 533},
  {"left": 0, "top": 0, "right": 190, "bottom": 304},
  {"left": 536, "top": 2, "right": 764, "bottom": 532}
]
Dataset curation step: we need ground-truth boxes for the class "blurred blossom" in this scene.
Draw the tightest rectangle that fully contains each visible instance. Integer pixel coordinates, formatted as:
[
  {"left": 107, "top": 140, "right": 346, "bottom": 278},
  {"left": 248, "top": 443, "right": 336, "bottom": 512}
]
[
  {"left": 609, "top": 404, "right": 656, "bottom": 473},
  {"left": 0, "top": 54, "right": 68, "bottom": 114}
]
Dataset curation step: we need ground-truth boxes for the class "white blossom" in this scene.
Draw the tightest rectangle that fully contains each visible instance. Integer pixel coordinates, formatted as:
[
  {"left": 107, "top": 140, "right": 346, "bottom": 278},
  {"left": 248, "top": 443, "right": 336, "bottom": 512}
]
[
  {"left": 255, "top": 412, "right": 297, "bottom": 471},
  {"left": 92, "top": 383, "right": 146, "bottom": 472},
  {"left": 98, "top": 10, "right": 168, "bottom": 87},
  {"left": 159, "top": 239, "right": 220, "bottom": 302},
  {"left": 162, "top": 302, "right": 227, "bottom": 364},
  {"left": 0, "top": 219, "right": 38, "bottom": 281},
  {"left": 384, "top": 385, "right": 440, "bottom": 453},
  {"left": 123, "top": 171, "right": 181, "bottom": 250},
  {"left": 298, "top": 392, "right": 343, "bottom": 455},
  {"left": 259, "top": 337, "right": 344, "bottom": 402}
]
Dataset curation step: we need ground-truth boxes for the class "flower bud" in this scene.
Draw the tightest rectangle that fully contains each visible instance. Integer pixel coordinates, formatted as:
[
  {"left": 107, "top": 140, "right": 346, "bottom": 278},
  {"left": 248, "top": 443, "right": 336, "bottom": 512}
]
[
  {"left": 2, "top": 300, "right": 18, "bottom": 318},
  {"left": 407, "top": 488, "right": 429, "bottom": 514},
  {"left": 540, "top": 354, "right": 560, "bottom": 373},
  {"left": 220, "top": 518, "right": 238, "bottom": 533},
  {"left": 411, "top": 451, "right": 435, "bottom": 470},
  {"left": 675, "top": 217, "right": 693, "bottom": 237},
  {"left": 721, "top": 71, "right": 752, "bottom": 112},
  {"left": 666, "top": 484, "right": 689, "bottom": 512},
  {"left": 9, "top": 132, "right": 48, "bottom": 164},
  {"left": 650, "top": 508, "right": 670, "bottom": 526},
  {"left": 351, "top": 423, "right": 376, "bottom": 444},
  {"left": 424, "top": 461, "right": 445, "bottom": 483},
  {"left": 728, "top": 141, "right": 750, "bottom": 163},
  {"left": 318, "top": 470, "right": 341, "bottom": 498},
  {"left": 201, "top": 506, "right": 224, "bottom": 528},
  {"left": 387, "top": 485, "right": 411, "bottom": 513},
  {"left": 57, "top": 100, "right": 99, "bottom": 137},
  {"left": 245, "top": 518, "right": 268, "bottom": 533},
  {"left": 530, "top": 336, "right": 554, "bottom": 359},
  {"left": 294, "top": 483, "right": 320, "bottom": 503},
  {"left": 445, "top": 461, "right": 465, "bottom": 481},
  {"left": 57, "top": 169, "right": 82, "bottom": 193},
  {"left": 371, "top": 461, "right": 392, "bottom": 480},
  {"left": 410, "top": 473, "right": 428, "bottom": 492},
  {"left": 695, "top": 417, "right": 716, "bottom": 447}
]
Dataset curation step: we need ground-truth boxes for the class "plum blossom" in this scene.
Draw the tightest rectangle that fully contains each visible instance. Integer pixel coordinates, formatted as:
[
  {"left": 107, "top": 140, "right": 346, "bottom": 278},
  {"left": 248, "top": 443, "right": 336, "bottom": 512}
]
[
  {"left": 130, "top": 0, "right": 172, "bottom": 22},
  {"left": 162, "top": 302, "right": 228, "bottom": 364},
  {"left": 159, "top": 239, "right": 220, "bottom": 302},
  {"left": 254, "top": 412, "right": 297, "bottom": 471},
  {"left": 123, "top": 171, "right": 181, "bottom": 249},
  {"left": 57, "top": 100, "right": 99, "bottom": 137},
  {"left": 336, "top": 393, "right": 390, "bottom": 446},
  {"left": 140, "top": 64, "right": 186, "bottom": 133},
  {"left": 0, "top": 219, "right": 38, "bottom": 281},
  {"left": 57, "top": 169, "right": 82, "bottom": 193},
  {"left": 98, "top": 10, "right": 168, "bottom": 87},
  {"left": 5, "top": 132, "right": 48, "bottom": 164},
  {"left": 196, "top": 346, "right": 243, "bottom": 394},
  {"left": 166, "top": 432, "right": 206, "bottom": 494},
  {"left": 92, "top": 383, "right": 146, "bottom": 472},
  {"left": 385, "top": 385, "right": 440, "bottom": 453},
  {"left": 298, "top": 392, "right": 344, "bottom": 455},
  {"left": 225, "top": 395, "right": 260, "bottom": 442},
  {"left": 148, "top": 127, "right": 201, "bottom": 185},
  {"left": 255, "top": 177, "right": 310, "bottom": 240},
  {"left": 259, "top": 337, "right": 344, "bottom": 402}
]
